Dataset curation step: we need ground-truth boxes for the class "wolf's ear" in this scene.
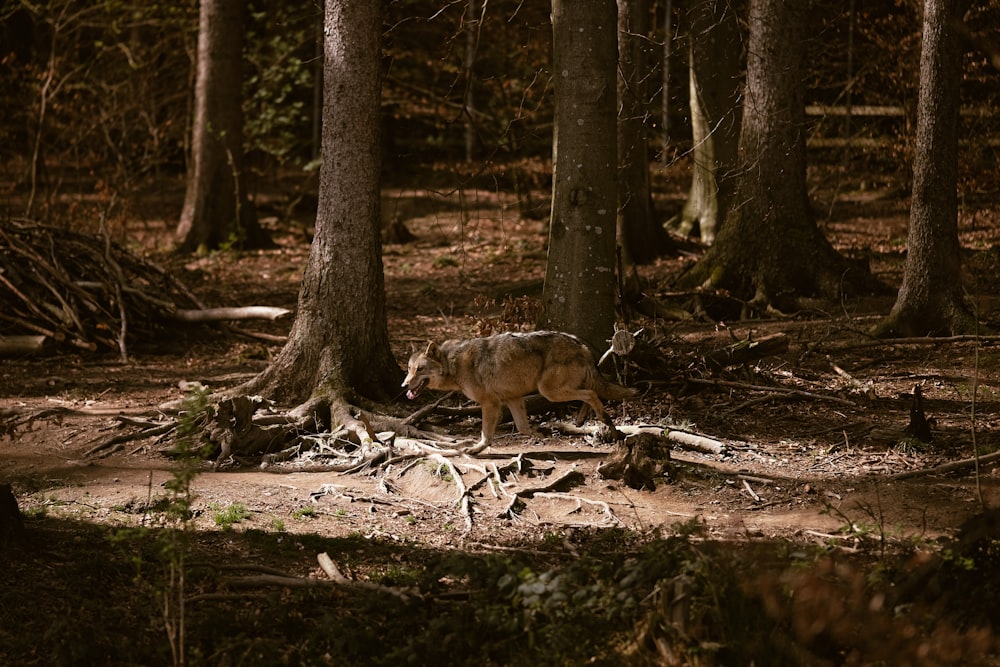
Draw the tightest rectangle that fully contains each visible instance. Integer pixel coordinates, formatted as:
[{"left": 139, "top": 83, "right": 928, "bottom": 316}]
[{"left": 425, "top": 341, "right": 439, "bottom": 356}]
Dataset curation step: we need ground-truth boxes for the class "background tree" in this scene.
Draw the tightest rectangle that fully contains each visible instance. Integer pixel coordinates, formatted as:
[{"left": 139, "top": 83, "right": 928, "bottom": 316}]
[
  {"left": 677, "top": 0, "right": 880, "bottom": 314},
  {"left": 665, "top": 0, "right": 742, "bottom": 244},
  {"left": 874, "top": 0, "right": 976, "bottom": 336},
  {"left": 616, "top": 0, "right": 667, "bottom": 265},
  {"left": 176, "top": 0, "right": 271, "bottom": 253},
  {"left": 240, "top": 2, "right": 400, "bottom": 421},
  {"left": 541, "top": 0, "right": 619, "bottom": 351}
]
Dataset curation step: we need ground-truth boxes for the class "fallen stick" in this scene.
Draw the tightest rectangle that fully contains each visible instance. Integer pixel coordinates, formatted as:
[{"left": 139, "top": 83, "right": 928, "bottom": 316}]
[
  {"left": 316, "top": 552, "right": 410, "bottom": 601},
  {"left": 618, "top": 425, "right": 728, "bottom": 455},
  {"left": 663, "top": 428, "right": 727, "bottom": 455},
  {"left": 0, "top": 335, "right": 50, "bottom": 355},
  {"left": 171, "top": 306, "right": 292, "bottom": 322},
  {"left": 889, "top": 450, "right": 1000, "bottom": 480}
]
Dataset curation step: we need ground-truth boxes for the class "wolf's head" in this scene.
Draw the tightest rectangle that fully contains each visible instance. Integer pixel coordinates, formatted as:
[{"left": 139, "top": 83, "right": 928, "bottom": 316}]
[{"left": 402, "top": 341, "right": 445, "bottom": 399}]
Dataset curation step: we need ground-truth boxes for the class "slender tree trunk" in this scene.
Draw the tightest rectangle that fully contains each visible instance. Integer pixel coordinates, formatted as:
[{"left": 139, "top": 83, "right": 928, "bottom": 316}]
[
  {"left": 176, "top": 0, "right": 271, "bottom": 253},
  {"left": 617, "top": 0, "right": 668, "bottom": 265},
  {"left": 660, "top": 0, "right": 673, "bottom": 165},
  {"left": 242, "top": 1, "right": 399, "bottom": 405},
  {"left": 875, "top": 0, "right": 976, "bottom": 336},
  {"left": 541, "top": 0, "right": 619, "bottom": 351},
  {"left": 666, "top": 0, "right": 741, "bottom": 244}
]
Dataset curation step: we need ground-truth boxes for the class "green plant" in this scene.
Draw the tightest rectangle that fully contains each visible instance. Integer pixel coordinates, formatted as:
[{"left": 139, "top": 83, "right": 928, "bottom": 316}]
[
  {"left": 212, "top": 502, "right": 251, "bottom": 530},
  {"left": 293, "top": 506, "right": 317, "bottom": 519}
]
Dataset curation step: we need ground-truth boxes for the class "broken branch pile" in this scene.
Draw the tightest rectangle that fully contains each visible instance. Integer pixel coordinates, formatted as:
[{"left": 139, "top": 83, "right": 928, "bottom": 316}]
[{"left": 0, "top": 218, "right": 279, "bottom": 355}]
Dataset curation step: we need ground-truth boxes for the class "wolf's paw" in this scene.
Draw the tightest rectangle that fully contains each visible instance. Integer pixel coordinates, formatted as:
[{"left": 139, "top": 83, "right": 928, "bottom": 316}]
[
  {"left": 462, "top": 438, "right": 490, "bottom": 455},
  {"left": 594, "top": 424, "right": 625, "bottom": 444},
  {"left": 531, "top": 425, "right": 552, "bottom": 439}
]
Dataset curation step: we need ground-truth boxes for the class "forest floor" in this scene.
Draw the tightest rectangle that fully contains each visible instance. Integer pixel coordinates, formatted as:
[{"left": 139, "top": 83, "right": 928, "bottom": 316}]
[{"left": 2, "top": 163, "right": 1000, "bottom": 665}]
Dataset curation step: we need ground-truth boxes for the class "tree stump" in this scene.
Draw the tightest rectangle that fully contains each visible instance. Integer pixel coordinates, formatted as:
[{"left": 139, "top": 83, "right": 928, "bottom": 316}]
[
  {"left": 0, "top": 483, "right": 25, "bottom": 548},
  {"left": 598, "top": 432, "right": 671, "bottom": 491}
]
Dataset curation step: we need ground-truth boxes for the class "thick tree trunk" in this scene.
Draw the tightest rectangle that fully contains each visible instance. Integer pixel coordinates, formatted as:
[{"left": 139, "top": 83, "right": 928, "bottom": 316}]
[
  {"left": 677, "top": 0, "right": 881, "bottom": 314},
  {"left": 541, "top": 0, "right": 619, "bottom": 352},
  {"left": 241, "top": 1, "right": 400, "bottom": 406},
  {"left": 874, "top": 0, "right": 976, "bottom": 337},
  {"left": 176, "top": 0, "right": 272, "bottom": 253},
  {"left": 616, "top": 0, "right": 668, "bottom": 265},
  {"left": 666, "top": 0, "right": 741, "bottom": 244}
]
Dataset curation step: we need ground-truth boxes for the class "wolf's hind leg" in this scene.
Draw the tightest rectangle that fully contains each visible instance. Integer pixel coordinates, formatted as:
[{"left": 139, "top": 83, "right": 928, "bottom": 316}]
[
  {"left": 539, "top": 383, "right": 607, "bottom": 424},
  {"left": 505, "top": 398, "right": 542, "bottom": 437}
]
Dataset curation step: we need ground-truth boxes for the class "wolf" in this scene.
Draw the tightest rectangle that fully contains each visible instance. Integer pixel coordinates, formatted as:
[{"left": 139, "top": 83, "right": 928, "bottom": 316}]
[{"left": 402, "top": 331, "right": 636, "bottom": 449}]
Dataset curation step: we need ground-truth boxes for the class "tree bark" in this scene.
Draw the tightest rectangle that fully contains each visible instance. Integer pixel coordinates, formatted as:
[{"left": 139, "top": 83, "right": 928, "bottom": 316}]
[
  {"left": 677, "top": 0, "right": 882, "bottom": 315},
  {"left": 616, "top": 0, "right": 668, "bottom": 265},
  {"left": 666, "top": 0, "right": 742, "bottom": 244},
  {"left": 176, "top": 0, "right": 272, "bottom": 253},
  {"left": 240, "top": 1, "right": 400, "bottom": 406},
  {"left": 541, "top": 0, "right": 619, "bottom": 351},
  {"left": 874, "top": 0, "right": 976, "bottom": 337}
]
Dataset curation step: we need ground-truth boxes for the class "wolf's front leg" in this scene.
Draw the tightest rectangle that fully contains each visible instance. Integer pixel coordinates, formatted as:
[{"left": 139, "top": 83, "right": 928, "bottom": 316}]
[{"left": 477, "top": 400, "right": 503, "bottom": 449}]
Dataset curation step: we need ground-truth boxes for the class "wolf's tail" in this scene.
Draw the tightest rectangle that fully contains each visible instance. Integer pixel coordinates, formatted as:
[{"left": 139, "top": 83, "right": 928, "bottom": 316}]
[{"left": 594, "top": 375, "right": 638, "bottom": 401}]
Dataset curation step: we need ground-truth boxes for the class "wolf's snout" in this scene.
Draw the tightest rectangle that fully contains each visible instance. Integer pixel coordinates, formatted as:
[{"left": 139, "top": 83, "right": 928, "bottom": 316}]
[{"left": 405, "top": 376, "right": 428, "bottom": 400}]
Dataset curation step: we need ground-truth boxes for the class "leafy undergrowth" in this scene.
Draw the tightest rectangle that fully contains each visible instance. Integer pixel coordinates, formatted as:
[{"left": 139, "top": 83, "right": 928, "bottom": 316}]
[{"left": 2, "top": 513, "right": 998, "bottom": 666}]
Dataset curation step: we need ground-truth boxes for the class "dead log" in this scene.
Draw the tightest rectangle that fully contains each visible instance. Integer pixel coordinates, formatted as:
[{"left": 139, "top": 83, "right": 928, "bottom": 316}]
[
  {"left": 703, "top": 332, "right": 789, "bottom": 370},
  {"left": 0, "top": 335, "right": 52, "bottom": 356}
]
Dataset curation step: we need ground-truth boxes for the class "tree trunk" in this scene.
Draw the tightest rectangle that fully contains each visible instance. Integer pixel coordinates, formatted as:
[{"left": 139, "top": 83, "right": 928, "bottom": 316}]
[
  {"left": 541, "top": 0, "right": 619, "bottom": 352},
  {"left": 874, "top": 0, "right": 976, "bottom": 337},
  {"left": 176, "top": 0, "right": 272, "bottom": 253},
  {"left": 241, "top": 1, "right": 400, "bottom": 406},
  {"left": 677, "top": 0, "right": 881, "bottom": 315},
  {"left": 616, "top": 0, "right": 668, "bottom": 265},
  {"left": 666, "top": 0, "right": 741, "bottom": 244}
]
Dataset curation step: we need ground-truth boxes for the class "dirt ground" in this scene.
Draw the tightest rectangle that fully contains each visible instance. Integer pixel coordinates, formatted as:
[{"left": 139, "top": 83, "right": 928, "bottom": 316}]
[{"left": 2, "top": 169, "right": 1000, "bottom": 664}]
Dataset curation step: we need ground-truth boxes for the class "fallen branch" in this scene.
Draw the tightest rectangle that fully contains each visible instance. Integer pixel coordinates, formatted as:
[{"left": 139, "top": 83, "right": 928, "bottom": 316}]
[
  {"left": 0, "top": 335, "right": 52, "bottom": 355},
  {"left": 889, "top": 450, "right": 1000, "bottom": 480},
  {"left": 703, "top": 332, "right": 789, "bottom": 371},
  {"left": 171, "top": 307, "right": 292, "bottom": 322},
  {"left": 316, "top": 552, "right": 410, "bottom": 601}
]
